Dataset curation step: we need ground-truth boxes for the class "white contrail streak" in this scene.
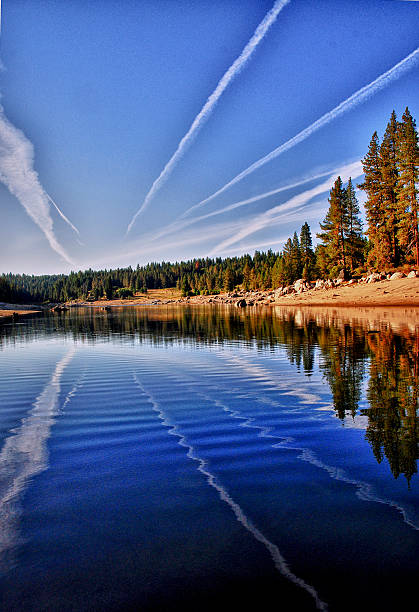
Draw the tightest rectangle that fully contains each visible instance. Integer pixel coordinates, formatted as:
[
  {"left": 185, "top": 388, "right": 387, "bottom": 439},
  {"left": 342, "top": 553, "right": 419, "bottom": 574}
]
[
  {"left": 144, "top": 163, "right": 351, "bottom": 245},
  {"left": 47, "top": 192, "right": 81, "bottom": 237},
  {"left": 0, "top": 108, "right": 75, "bottom": 265},
  {"left": 182, "top": 46, "right": 419, "bottom": 219},
  {"left": 126, "top": 0, "right": 290, "bottom": 234},
  {"left": 209, "top": 160, "right": 363, "bottom": 254}
]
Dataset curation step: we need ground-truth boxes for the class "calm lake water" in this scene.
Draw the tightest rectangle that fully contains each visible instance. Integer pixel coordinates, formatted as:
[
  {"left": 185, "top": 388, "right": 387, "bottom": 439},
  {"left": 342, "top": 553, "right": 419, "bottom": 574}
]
[{"left": 0, "top": 305, "right": 418, "bottom": 611}]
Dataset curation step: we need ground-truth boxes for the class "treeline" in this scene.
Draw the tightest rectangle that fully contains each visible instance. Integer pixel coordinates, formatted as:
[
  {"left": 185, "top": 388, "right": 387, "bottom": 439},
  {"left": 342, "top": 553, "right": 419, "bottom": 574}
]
[{"left": 0, "top": 107, "right": 417, "bottom": 303}]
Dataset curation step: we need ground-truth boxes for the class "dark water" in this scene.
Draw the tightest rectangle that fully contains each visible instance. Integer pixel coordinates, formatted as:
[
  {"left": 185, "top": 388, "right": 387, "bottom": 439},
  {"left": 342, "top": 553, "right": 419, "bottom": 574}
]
[{"left": 0, "top": 305, "right": 418, "bottom": 611}]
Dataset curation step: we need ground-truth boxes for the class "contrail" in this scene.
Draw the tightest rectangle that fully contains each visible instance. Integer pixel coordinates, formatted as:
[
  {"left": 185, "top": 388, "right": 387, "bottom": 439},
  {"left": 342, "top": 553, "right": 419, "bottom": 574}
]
[
  {"left": 47, "top": 192, "right": 81, "bottom": 237},
  {"left": 0, "top": 109, "right": 75, "bottom": 265},
  {"left": 144, "top": 162, "right": 354, "bottom": 245},
  {"left": 182, "top": 46, "right": 419, "bottom": 219},
  {"left": 126, "top": 0, "right": 290, "bottom": 234},
  {"left": 209, "top": 160, "right": 363, "bottom": 254}
]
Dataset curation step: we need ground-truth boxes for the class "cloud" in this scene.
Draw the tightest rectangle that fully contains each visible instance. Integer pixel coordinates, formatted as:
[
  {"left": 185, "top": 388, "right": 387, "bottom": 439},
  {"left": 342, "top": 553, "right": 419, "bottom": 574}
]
[
  {"left": 183, "top": 46, "right": 419, "bottom": 218},
  {"left": 0, "top": 108, "right": 75, "bottom": 265},
  {"left": 209, "top": 160, "right": 363, "bottom": 255},
  {"left": 147, "top": 163, "right": 349, "bottom": 244},
  {"left": 126, "top": 0, "right": 290, "bottom": 233}
]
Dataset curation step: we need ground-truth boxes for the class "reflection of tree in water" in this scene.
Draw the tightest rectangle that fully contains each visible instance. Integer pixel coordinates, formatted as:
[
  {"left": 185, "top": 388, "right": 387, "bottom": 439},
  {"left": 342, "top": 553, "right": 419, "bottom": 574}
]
[
  {"left": 363, "top": 331, "right": 419, "bottom": 483},
  {"left": 1, "top": 305, "right": 418, "bottom": 481},
  {"left": 318, "top": 324, "right": 367, "bottom": 420}
]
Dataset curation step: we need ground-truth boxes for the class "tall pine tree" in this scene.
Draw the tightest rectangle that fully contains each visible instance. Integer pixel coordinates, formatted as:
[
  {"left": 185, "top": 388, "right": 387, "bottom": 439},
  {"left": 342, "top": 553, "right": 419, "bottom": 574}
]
[
  {"left": 345, "top": 177, "right": 363, "bottom": 272},
  {"left": 299, "top": 222, "right": 315, "bottom": 280},
  {"left": 317, "top": 176, "right": 348, "bottom": 276},
  {"left": 396, "top": 107, "right": 419, "bottom": 266}
]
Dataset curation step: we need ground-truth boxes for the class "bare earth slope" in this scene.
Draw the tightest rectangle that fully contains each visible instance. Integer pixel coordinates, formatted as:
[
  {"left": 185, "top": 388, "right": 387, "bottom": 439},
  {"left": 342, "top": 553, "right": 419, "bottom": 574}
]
[{"left": 271, "top": 277, "right": 419, "bottom": 307}]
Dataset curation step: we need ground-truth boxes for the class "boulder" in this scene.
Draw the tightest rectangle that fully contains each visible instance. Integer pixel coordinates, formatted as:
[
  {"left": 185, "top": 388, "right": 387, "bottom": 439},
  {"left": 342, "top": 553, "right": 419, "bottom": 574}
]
[
  {"left": 294, "top": 279, "right": 311, "bottom": 293},
  {"left": 390, "top": 272, "right": 406, "bottom": 280},
  {"left": 367, "top": 273, "right": 381, "bottom": 283},
  {"left": 407, "top": 270, "right": 419, "bottom": 278},
  {"left": 235, "top": 299, "right": 247, "bottom": 307}
]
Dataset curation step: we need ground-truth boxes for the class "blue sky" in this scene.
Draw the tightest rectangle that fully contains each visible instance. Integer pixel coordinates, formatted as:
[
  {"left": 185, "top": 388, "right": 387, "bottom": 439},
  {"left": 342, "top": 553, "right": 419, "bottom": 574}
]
[{"left": 0, "top": 0, "right": 418, "bottom": 275}]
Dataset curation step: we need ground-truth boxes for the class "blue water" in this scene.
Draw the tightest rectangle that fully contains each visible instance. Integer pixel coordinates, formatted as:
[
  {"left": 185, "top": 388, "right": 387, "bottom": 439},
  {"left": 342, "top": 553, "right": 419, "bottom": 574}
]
[{"left": 0, "top": 306, "right": 418, "bottom": 611}]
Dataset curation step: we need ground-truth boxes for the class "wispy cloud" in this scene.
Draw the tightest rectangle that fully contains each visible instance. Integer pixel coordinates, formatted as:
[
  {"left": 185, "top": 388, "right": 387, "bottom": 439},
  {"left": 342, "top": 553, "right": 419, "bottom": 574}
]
[
  {"left": 146, "top": 163, "right": 348, "bottom": 244},
  {"left": 0, "top": 108, "right": 75, "bottom": 265},
  {"left": 126, "top": 0, "right": 290, "bottom": 234},
  {"left": 182, "top": 46, "right": 419, "bottom": 218},
  {"left": 209, "top": 160, "right": 363, "bottom": 255}
]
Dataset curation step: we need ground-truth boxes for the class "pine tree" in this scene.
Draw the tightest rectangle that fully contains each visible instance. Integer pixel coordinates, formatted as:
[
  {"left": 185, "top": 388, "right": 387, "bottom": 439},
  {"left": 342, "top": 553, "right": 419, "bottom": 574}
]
[
  {"left": 104, "top": 276, "right": 113, "bottom": 300},
  {"left": 359, "top": 132, "right": 392, "bottom": 268},
  {"left": 396, "top": 107, "right": 419, "bottom": 266},
  {"left": 380, "top": 111, "right": 400, "bottom": 265},
  {"left": 223, "top": 268, "right": 235, "bottom": 292},
  {"left": 292, "top": 232, "right": 302, "bottom": 279},
  {"left": 345, "top": 178, "right": 363, "bottom": 272},
  {"left": 317, "top": 176, "right": 348, "bottom": 276},
  {"left": 299, "top": 222, "right": 315, "bottom": 280}
]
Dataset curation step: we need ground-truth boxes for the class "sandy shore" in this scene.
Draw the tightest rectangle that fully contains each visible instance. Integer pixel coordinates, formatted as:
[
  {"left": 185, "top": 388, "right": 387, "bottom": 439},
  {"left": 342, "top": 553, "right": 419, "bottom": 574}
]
[
  {"left": 75, "top": 276, "right": 419, "bottom": 309},
  {"left": 2, "top": 276, "right": 419, "bottom": 322},
  {"left": 271, "top": 276, "right": 419, "bottom": 307},
  {"left": 0, "top": 306, "right": 43, "bottom": 323}
]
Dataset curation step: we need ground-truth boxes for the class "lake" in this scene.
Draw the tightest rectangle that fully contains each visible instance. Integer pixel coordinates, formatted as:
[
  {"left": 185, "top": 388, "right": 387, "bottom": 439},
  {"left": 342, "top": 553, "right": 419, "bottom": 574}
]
[{"left": 0, "top": 305, "right": 418, "bottom": 611}]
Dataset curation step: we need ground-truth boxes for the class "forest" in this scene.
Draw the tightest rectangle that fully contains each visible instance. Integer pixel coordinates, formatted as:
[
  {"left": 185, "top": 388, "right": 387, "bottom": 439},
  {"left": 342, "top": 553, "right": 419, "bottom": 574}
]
[{"left": 0, "top": 107, "right": 417, "bottom": 304}]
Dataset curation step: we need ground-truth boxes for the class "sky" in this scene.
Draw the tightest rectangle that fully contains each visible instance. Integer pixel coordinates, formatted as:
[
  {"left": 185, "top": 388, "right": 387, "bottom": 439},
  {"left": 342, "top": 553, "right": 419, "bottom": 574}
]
[{"left": 0, "top": 0, "right": 418, "bottom": 275}]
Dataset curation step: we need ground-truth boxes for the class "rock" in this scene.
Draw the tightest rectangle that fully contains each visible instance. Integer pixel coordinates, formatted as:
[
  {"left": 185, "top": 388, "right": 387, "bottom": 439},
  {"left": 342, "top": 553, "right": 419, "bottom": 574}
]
[
  {"left": 235, "top": 299, "right": 247, "bottom": 308},
  {"left": 390, "top": 272, "right": 406, "bottom": 280},
  {"left": 407, "top": 270, "right": 418, "bottom": 278},
  {"left": 294, "top": 279, "right": 311, "bottom": 293},
  {"left": 347, "top": 279, "right": 357, "bottom": 285},
  {"left": 367, "top": 273, "right": 381, "bottom": 283}
]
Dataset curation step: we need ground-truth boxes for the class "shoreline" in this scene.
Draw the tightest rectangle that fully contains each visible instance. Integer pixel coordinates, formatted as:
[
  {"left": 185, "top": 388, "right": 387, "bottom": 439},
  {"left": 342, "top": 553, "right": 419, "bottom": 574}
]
[
  {"left": 1, "top": 276, "right": 419, "bottom": 321},
  {"left": 70, "top": 275, "right": 419, "bottom": 309}
]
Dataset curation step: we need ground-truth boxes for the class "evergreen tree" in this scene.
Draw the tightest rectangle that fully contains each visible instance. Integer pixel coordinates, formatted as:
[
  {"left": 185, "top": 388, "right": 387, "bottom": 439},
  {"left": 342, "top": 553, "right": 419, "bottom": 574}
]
[
  {"left": 299, "top": 222, "right": 315, "bottom": 280},
  {"left": 380, "top": 111, "right": 400, "bottom": 265},
  {"left": 104, "top": 276, "right": 113, "bottom": 300},
  {"left": 317, "top": 176, "right": 348, "bottom": 276},
  {"left": 282, "top": 235, "right": 301, "bottom": 284},
  {"left": 345, "top": 178, "right": 363, "bottom": 272},
  {"left": 223, "top": 268, "right": 235, "bottom": 292},
  {"left": 396, "top": 107, "right": 419, "bottom": 266},
  {"left": 359, "top": 132, "right": 392, "bottom": 268}
]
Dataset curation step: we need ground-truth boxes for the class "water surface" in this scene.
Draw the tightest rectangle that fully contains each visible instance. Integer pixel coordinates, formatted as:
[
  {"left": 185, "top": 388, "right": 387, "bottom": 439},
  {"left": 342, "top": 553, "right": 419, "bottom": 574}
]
[{"left": 0, "top": 305, "right": 418, "bottom": 611}]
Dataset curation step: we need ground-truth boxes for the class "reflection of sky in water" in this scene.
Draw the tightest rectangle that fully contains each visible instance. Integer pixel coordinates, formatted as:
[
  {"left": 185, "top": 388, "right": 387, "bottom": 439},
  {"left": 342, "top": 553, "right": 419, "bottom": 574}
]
[
  {"left": 0, "top": 347, "right": 75, "bottom": 568},
  {"left": 0, "top": 309, "right": 418, "bottom": 611}
]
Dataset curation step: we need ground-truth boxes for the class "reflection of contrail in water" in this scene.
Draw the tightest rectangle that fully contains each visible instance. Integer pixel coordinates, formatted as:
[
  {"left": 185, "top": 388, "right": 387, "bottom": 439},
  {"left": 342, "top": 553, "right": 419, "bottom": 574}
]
[
  {"left": 212, "top": 351, "right": 419, "bottom": 532},
  {"left": 0, "top": 348, "right": 77, "bottom": 569},
  {"left": 133, "top": 373, "right": 327, "bottom": 611}
]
